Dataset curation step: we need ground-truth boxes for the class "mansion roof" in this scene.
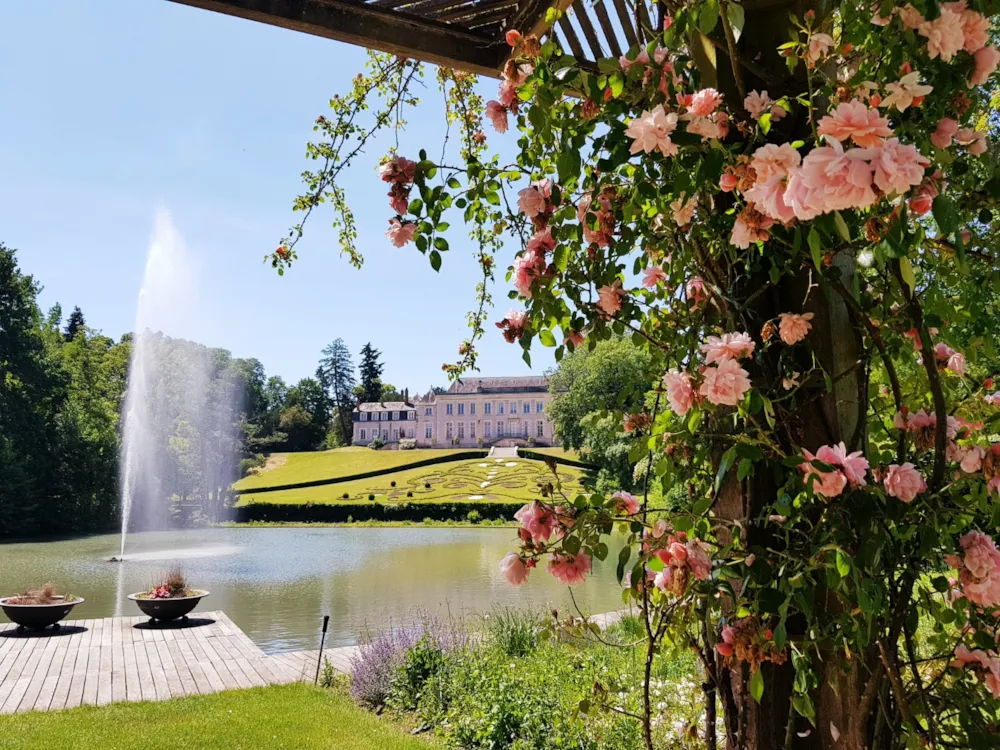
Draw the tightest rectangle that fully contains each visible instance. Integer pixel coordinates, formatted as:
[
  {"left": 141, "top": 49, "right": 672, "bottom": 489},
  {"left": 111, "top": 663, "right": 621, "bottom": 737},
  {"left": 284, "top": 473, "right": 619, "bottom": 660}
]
[
  {"left": 445, "top": 376, "right": 550, "bottom": 395},
  {"left": 355, "top": 401, "right": 414, "bottom": 412}
]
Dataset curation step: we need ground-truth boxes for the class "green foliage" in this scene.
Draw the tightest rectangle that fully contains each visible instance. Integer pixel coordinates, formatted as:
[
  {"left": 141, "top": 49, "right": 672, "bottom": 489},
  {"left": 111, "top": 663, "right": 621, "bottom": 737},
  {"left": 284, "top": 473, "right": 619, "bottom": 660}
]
[
  {"left": 547, "top": 338, "right": 655, "bottom": 489},
  {"left": 358, "top": 342, "right": 385, "bottom": 404},
  {"left": 483, "top": 607, "right": 539, "bottom": 658}
]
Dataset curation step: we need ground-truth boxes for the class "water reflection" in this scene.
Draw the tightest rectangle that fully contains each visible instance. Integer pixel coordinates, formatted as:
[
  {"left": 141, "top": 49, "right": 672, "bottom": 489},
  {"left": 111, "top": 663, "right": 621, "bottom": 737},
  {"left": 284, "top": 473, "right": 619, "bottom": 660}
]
[{"left": 0, "top": 528, "right": 624, "bottom": 652}]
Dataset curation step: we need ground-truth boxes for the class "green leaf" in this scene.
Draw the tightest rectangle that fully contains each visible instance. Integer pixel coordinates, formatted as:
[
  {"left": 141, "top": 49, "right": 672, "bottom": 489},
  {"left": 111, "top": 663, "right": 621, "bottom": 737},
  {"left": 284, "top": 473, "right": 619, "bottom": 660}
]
[
  {"left": 835, "top": 550, "right": 851, "bottom": 577},
  {"left": 557, "top": 149, "right": 581, "bottom": 184},
  {"left": 899, "top": 256, "right": 916, "bottom": 295},
  {"left": 750, "top": 668, "right": 764, "bottom": 703},
  {"left": 807, "top": 228, "right": 822, "bottom": 270},
  {"left": 726, "top": 1, "right": 745, "bottom": 40},
  {"left": 793, "top": 693, "right": 816, "bottom": 724},
  {"left": 759, "top": 111, "right": 772, "bottom": 135},
  {"left": 593, "top": 542, "right": 608, "bottom": 561},
  {"left": 833, "top": 211, "right": 851, "bottom": 242},
  {"left": 538, "top": 330, "right": 557, "bottom": 347},
  {"left": 447, "top": 177, "right": 461, "bottom": 189},
  {"left": 715, "top": 447, "right": 736, "bottom": 492},
  {"left": 931, "top": 576, "right": 950, "bottom": 593},
  {"left": 699, "top": 0, "right": 720, "bottom": 33},
  {"left": 433, "top": 236, "right": 449, "bottom": 252},
  {"left": 932, "top": 194, "right": 959, "bottom": 235},
  {"left": 616, "top": 545, "right": 632, "bottom": 584},
  {"left": 737, "top": 459, "right": 754, "bottom": 481},
  {"left": 429, "top": 250, "right": 442, "bottom": 272}
]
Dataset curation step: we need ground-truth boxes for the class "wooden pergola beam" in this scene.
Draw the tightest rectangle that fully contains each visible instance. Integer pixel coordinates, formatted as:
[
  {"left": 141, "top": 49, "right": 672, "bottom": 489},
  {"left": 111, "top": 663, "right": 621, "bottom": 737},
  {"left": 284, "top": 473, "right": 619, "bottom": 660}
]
[{"left": 167, "top": 0, "right": 508, "bottom": 76}]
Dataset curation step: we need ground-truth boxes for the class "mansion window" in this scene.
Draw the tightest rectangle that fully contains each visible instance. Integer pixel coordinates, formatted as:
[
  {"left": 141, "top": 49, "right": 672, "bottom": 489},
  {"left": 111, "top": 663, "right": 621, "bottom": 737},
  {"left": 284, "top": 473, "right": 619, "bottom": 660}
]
[
  {"left": 458, "top": 423, "right": 465, "bottom": 439},
  {"left": 522, "top": 402, "right": 530, "bottom": 414},
  {"left": 485, "top": 402, "right": 492, "bottom": 415},
  {"left": 360, "top": 412, "right": 367, "bottom": 421},
  {"left": 425, "top": 407, "right": 433, "bottom": 416},
  {"left": 393, "top": 428, "right": 399, "bottom": 441},
  {"left": 498, "top": 403, "right": 504, "bottom": 415},
  {"left": 458, "top": 403, "right": 465, "bottom": 415},
  {"left": 469, "top": 423, "right": 476, "bottom": 439},
  {"left": 407, "top": 428, "right": 414, "bottom": 438},
  {"left": 425, "top": 424, "right": 432, "bottom": 439},
  {"left": 392, "top": 411, "right": 399, "bottom": 421},
  {"left": 446, "top": 422, "right": 453, "bottom": 439},
  {"left": 446, "top": 404, "right": 453, "bottom": 415},
  {"left": 537, "top": 421, "right": 544, "bottom": 437},
  {"left": 536, "top": 402, "right": 543, "bottom": 413},
  {"left": 509, "top": 402, "right": 517, "bottom": 414},
  {"left": 470, "top": 403, "right": 476, "bottom": 415},
  {"left": 360, "top": 429, "right": 366, "bottom": 441},
  {"left": 497, "top": 420, "right": 504, "bottom": 436},
  {"left": 484, "top": 422, "right": 492, "bottom": 438}
]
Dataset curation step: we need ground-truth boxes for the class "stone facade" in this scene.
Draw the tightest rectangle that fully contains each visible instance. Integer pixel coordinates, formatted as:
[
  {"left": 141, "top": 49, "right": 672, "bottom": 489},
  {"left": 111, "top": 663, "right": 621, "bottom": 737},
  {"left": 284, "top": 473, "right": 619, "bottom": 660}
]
[{"left": 352, "top": 376, "right": 558, "bottom": 449}]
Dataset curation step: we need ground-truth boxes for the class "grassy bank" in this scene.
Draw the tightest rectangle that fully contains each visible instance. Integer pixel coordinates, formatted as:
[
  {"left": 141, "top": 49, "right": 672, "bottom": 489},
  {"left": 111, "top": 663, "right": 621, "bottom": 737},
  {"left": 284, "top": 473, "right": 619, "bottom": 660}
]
[
  {"left": 220, "top": 518, "right": 516, "bottom": 528},
  {"left": 0, "top": 683, "right": 434, "bottom": 750},
  {"left": 235, "top": 447, "right": 478, "bottom": 491},
  {"left": 236, "top": 457, "right": 589, "bottom": 506}
]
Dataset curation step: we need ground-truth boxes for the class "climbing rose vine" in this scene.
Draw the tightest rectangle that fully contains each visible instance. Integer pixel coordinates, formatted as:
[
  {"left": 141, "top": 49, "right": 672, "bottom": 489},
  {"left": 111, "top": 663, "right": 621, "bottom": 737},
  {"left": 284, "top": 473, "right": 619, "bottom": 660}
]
[{"left": 280, "top": 1, "right": 1000, "bottom": 747}]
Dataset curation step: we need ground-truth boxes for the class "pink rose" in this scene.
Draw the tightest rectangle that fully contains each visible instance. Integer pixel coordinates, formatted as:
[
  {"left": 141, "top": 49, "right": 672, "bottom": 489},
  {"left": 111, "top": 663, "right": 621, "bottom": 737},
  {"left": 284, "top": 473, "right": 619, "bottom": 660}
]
[
  {"left": 899, "top": 4, "right": 925, "bottom": 29},
  {"left": 778, "top": 312, "right": 814, "bottom": 345},
  {"left": 931, "top": 118, "right": 959, "bottom": 149},
  {"left": 816, "top": 441, "right": 870, "bottom": 487},
  {"left": 671, "top": 194, "right": 697, "bottom": 226},
  {"left": 499, "top": 552, "right": 530, "bottom": 585},
  {"left": 701, "top": 332, "right": 756, "bottom": 364},
  {"left": 385, "top": 219, "right": 416, "bottom": 247},
  {"left": 597, "top": 281, "right": 625, "bottom": 317},
  {"left": 750, "top": 143, "right": 802, "bottom": 182},
  {"left": 547, "top": 553, "right": 592, "bottom": 585},
  {"left": 699, "top": 358, "right": 752, "bottom": 407},
  {"left": 663, "top": 369, "right": 695, "bottom": 416},
  {"left": 806, "top": 33, "right": 835, "bottom": 64},
  {"left": 971, "top": 46, "right": 1000, "bottom": 87},
  {"left": 956, "top": 128, "right": 988, "bottom": 156},
  {"left": 961, "top": 446, "right": 985, "bottom": 473},
  {"left": 625, "top": 104, "right": 679, "bottom": 156},
  {"left": 743, "top": 90, "right": 773, "bottom": 120},
  {"left": 870, "top": 138, "right": 929, "bottom": 196},
  {"left": 514, "top": 501, "right": 557, "bottom": 543},
  {"left": 612, "top": 491, "right": 640, "bottom": 515},
  {"left": 686, "top": 276, "right": 707, "bottom": 310},
  {"left": 642, "top": 265, "right": 667, "bottom": 288},
  {"left": 800, "top": 447, "right": 849, "bottom": 498},
  {"left": 919, "top": 8, "right": 965, "bottom": 61},
  {"left": 817, "top": 100, "right": 893, "bottom": 147},
  {"left": 486, "top": 101, "right": 508, "bottom": 133},
  {"left": 686, "top": 538, "right": 712, "bottom": 580},
  {"left": 960, "top": 10, "right": 990, "bottom": 53},
  {"left": 517, "top": 184, "right": 547, "bottom": 217},
  {"left": 720, "top": 172, "right": 738, "bottom": 192},
  {"left": 947, "top": 352, "right": 967, "bottom": 376},
  {"left": 565, "top": 330, "right": 585, "bottom": 349},
  {"left": 688, "top": 88, "right": 722, "bottom": 116},
  {"left": 883, "top": 463, "right": 926, "bottom": 503},
  {"left": 908, "top": 192, "right": 933, "bottom": 216}
]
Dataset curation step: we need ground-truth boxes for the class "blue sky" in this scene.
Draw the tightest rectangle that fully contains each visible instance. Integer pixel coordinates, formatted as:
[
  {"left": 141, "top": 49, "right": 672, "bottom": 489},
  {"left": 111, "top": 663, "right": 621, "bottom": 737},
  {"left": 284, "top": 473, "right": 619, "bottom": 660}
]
[{"left": 0, "top": 0, "right": 550, "bottom": 393}]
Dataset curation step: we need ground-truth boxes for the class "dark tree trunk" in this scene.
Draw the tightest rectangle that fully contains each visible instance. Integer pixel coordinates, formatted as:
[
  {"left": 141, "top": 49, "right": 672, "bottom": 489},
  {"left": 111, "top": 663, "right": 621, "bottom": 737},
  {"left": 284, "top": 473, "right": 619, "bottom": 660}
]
[{"left": 694, "top": 2, "right": 875, "bottom": 746}]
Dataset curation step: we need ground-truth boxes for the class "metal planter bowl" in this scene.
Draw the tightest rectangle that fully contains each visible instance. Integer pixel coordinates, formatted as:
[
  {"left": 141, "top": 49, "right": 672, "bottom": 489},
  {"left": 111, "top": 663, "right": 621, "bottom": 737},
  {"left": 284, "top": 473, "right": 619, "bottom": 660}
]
[
  {"left": 0, "top": 596, "right": 84, "bottom": 631},
  {"left": 128, "top": 591, "right": 209, "bottom": 622}
]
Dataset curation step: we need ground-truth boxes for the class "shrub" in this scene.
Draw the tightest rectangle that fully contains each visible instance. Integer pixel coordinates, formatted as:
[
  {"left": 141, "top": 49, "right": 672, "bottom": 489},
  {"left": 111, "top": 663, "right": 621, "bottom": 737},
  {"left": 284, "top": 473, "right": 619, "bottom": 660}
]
[
  {"left": 368, "top": 437, "right": 384, "bottom": 450},
  {"left": 527, "top": 435, "right": 535, "bottom": 445},
  {"left": 610, "top": 612, "right": 645, "bottom": 642},
  {"left": 350, "top": 616, "right": 467, "bottom": 709},
  {"left": 399, "top": 438, "right": 416, "bottom": 450},
  {"left": 452, "top": 437, "right": 460, "bottom": 446},
  {"left": 342, "top": 492, "right": 349, "bottom": 499},
  {"left": 466, "top": 510, "right": 481, "bottom": 524},
  {"left": 390, "top": 480, "right": 397, "bottom": 487},
  {"left": 319, "top": 657, "right": 337, "bottom": 688},
  {"left": 424, "top": 482, "right": 431, "bottom": 489},
  {"left": 484, "top": 607, "right": 539, "bottom": 657},
  {"left": 368, "top": 494, "right": 375, "bottom": 501},
  {"left": 406, "top": 491, "right": 413, "bottom": 498},
  {"left": 392, "top": 634, "right": 449, "bottom": 710}
]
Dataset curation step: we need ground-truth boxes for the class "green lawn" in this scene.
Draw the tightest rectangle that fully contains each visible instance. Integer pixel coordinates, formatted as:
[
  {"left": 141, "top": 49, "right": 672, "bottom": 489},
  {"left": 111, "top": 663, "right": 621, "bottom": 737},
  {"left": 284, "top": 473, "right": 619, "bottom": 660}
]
[
  {"left": 0, "top": 684, "right": 433, "bottom": 750},
  {"left": 234, "top": 447, "right": 477, "bottom": 490},
  {"left": 237, "top": 457, "right": 589, "bottom": 506},
  {"left": 522, "top": 446, "right": 583, "bottom": 461}
]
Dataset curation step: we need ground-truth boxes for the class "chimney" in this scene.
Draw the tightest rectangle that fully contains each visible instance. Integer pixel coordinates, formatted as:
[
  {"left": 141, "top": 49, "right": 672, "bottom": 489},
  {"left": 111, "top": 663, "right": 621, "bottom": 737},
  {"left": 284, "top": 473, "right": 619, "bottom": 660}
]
[{"left": 404, "top": 387, "right": 409, "bottom": 403}]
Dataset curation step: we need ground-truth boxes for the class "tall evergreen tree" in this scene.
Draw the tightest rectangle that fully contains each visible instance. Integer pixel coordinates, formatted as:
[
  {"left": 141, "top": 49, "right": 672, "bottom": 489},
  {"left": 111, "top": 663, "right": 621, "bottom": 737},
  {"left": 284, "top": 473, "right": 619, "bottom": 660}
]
[
  {"left": 64, "top": 306, "right": 86, "bottom": 342},
  {"left": 357, "top": 342, "right": 384, "bottom": 404},
  {"left": 319, "top": 338, "right": 356, "bottom": 446}
]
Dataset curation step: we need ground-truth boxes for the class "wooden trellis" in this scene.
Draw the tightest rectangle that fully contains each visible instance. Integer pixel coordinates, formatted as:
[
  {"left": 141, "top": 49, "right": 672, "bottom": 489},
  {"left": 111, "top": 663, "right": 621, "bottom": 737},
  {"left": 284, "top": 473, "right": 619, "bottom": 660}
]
[{"left": 167, "top": 0, "right": 663, "bottom": 76}]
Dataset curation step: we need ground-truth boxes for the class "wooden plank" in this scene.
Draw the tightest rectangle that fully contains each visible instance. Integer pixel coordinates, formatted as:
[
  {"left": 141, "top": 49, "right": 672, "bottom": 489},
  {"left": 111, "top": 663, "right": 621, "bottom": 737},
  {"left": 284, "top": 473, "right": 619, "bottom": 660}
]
[
  {"left": 13, "top": 636, "right": 54, "bottom": 712},
  {"left": 31, "top": 637, "right": 69, "bottom": 711},
  {"left": 132, "top": 623, "right": 155, "bottom": 703},
  {"left": 49, "top": 645, "right": 78, "bottom": 710},
  {"left": 166, "top": 0, "right": 506, "bottom": 78},
  {"left": 65, "top": 623, "right": 91, "bottom": 709},
  {"left": 174, "top": 640, "right": 209, "bottom": 696},
  {"left": 144, "top": 642, "right": 171, "bottom": 701},
  {"left": 592, "top": 0, "right": 621, "bottom": 57},
  {"left": 110, "top": 616, "right": 126, "bottom": 704},
  {"left": 610, "top": 0, "right": 638, "bottom": 48},
  {"left": 556, "top": 15, "right": 586, "bottom": 58}
]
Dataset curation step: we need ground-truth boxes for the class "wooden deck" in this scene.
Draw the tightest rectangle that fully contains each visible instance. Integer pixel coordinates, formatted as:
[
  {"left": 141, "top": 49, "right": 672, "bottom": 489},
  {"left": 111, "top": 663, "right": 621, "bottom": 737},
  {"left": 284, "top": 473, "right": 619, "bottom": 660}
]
[{"left": 0, "top": 611, "right": 356, "bottom": 714}]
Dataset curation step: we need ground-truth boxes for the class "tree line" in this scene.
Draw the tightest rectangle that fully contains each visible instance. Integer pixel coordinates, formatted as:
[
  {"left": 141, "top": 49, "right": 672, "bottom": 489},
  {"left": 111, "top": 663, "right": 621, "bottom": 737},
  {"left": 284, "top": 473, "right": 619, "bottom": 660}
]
[{"left": 0, "top": 243, "right": 400, "bottom": 536}]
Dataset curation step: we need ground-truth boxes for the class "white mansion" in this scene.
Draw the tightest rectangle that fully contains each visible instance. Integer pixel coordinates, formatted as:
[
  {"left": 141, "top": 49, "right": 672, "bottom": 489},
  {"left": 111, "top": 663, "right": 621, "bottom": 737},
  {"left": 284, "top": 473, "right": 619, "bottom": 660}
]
[{"left": 352, "top": 376, "right": 558, "bottom": 448}]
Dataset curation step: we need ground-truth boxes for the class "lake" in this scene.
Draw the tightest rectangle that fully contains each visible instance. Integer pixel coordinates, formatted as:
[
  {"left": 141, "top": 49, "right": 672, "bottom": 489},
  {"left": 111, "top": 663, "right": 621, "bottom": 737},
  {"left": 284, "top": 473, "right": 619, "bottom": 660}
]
[{"left": 0, "top": 528, "right": 624, "bottom": 652}]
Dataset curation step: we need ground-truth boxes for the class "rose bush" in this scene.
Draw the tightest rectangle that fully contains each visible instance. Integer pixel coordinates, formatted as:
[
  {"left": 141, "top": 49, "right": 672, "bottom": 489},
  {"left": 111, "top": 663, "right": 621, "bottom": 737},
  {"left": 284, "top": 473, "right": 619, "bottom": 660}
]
[{"left": 280, "top": 1, "right": 1000, "bottom": 747}]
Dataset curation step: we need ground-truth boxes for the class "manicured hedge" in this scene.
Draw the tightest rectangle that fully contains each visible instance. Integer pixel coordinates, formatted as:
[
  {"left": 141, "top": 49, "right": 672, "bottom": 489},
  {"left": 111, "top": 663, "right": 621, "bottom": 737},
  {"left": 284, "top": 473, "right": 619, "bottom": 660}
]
[
  {"left": 516, "top": 449, "right": 595, "bottom": 470},
  {"left": 233, "top": 450, "right": 489, "bottom": 496},
  {"left": 234, "top": 500, "right": 522, "bottom": 523}
]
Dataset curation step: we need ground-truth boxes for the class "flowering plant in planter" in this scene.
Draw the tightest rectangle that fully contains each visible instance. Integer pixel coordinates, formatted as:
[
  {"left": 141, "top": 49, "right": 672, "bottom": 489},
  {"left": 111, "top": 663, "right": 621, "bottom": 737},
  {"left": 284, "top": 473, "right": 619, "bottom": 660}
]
[
  {"left": 277, "top": 2, "right": 1000, "bottom": 748},
  {"left": 136, "top": 568, "right": 195, "bottom": 600}
]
